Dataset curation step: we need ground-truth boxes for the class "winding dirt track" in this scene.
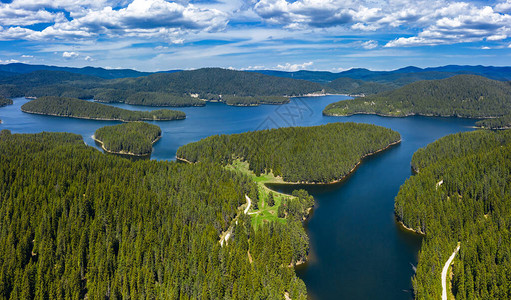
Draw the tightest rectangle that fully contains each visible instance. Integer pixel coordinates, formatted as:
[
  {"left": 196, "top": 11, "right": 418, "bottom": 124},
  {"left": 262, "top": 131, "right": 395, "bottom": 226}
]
[{"left": 442, "top": 243, "right": 460, "bottom": 300}]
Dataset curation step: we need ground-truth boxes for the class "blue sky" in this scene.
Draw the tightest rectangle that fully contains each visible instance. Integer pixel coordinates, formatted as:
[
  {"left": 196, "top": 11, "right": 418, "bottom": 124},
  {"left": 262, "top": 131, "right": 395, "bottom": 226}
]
[{"left": 0, "top": 0, "right": 510, "bottom": 72}]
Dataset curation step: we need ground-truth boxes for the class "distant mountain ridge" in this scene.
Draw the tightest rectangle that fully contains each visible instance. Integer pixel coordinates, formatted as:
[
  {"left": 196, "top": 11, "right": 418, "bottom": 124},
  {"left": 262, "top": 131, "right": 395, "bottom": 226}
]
[
  {"left": 254, "top": 65, "right": 511, "bottom": 83},
  {"left": 1, "top": 63, "right": 509, "bottom": 82},
  {"left": 0, "top": 63, "right": 156, "bottom": 79}
]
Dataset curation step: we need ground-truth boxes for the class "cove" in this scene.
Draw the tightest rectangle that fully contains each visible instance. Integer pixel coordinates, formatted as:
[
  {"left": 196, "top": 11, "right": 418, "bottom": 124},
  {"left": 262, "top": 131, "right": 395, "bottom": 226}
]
[{"left": 0, "top": 96, "right": 475, "bottom": 299}]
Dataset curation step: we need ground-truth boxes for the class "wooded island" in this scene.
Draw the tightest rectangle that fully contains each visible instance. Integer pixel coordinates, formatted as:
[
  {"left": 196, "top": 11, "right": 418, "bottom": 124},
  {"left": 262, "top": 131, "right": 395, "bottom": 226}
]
[{"left": 21, "top": 96, "right": 186, "bottom": 121}]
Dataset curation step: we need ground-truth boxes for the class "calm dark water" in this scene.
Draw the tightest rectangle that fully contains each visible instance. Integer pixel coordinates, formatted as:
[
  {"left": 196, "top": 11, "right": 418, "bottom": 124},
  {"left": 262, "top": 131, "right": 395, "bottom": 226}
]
[{"left": 0, "top": 96, "right": 475, "bottom": 299}]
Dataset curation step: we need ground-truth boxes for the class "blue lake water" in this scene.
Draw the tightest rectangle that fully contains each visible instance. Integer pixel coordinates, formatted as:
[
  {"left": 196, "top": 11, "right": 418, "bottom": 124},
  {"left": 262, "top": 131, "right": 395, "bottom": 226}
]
[{"left": 0, "top": 96, "right": 476, "bottom": 299}]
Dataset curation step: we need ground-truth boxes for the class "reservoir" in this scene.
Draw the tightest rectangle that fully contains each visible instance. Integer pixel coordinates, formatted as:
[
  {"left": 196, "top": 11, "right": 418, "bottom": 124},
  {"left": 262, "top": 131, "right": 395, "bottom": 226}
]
[{"left": 0, "top": 96, "right": 475, "bottom": 299}]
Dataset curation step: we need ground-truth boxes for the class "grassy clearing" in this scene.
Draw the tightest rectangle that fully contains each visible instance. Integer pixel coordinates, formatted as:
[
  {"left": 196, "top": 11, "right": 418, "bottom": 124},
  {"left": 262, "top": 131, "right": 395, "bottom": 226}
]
[{"left": 225, "top": 159, "right": 294, "bottom": 228}]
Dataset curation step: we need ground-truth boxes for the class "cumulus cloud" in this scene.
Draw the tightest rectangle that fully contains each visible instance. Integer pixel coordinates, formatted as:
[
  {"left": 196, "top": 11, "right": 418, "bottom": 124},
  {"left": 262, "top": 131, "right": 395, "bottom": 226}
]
[
  {"left": 253, "top": 0, "right": 511, "bottom": 47},
  {"left": 0, "top": 0, "right": 228, "bottom": 41},
  {"left": 62, "top": 51, "right": 79, "bottom": 58},
  {"left": 21, "top": 54, "right": 33, "bottom": 58},
  {"left": 0, "top": 3, "right": 66, "bottom": 26},
  {"left": 276, "top": 61, "right": 313, "bottom": 71},
  {"left": 84, "top": 55, "right": 93, "bottom": 61},
  {"left": 384, "top": 3, "right": 511, "bottom": 47}
]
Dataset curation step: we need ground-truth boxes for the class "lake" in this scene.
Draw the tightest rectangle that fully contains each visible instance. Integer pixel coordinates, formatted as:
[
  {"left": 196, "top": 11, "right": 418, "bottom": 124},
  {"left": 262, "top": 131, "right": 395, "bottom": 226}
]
[{"left": 0, "top": 96, "right": 475, "bottom": 299}]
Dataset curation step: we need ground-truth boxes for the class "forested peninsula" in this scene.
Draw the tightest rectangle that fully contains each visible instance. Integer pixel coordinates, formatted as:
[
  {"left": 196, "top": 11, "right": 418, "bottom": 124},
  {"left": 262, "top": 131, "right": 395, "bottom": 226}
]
[
  {"left": 94, "top": 122, "right": 161, "bottom": 156},
  {"left": 475, "top": 115, "right": 511, "bottom": 129},
  {"left": 21, "top": 96, "right": 186, "bottom": 121},
  {"left": 0, "top": 130, "right": 312, "bottom": 299},
  {"left": 176, "top": 122, "right": 401, "bottom": 183},
  {"left": 0, "top": 97, "right": 12, "bottom": 107},
  {"left": 323, "top": 75, "right": 511, "bottom": 118},
  {"left": 395, "top": 130, "right": 511, "bottom": 299}
]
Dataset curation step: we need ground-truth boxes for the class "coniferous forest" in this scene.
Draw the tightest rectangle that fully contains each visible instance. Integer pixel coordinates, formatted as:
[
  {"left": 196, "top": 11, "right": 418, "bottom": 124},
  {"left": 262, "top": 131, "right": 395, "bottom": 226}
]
[
  {"left": 323, "top": 75, "right": 511, "bottom": 118},
  {"left": 0, "top": 97, "right": 12, "bottom": 107},
  {"left": 94, "top": 122, "right": 162, "bottom": 155},
  {"left": 395, "top": 129, "right": 511, "bottom": 299},
  {"left": 475, "top": 114, "right": 511, "bottom": 129},
  {"left": 21, "top": 96, "right": 186, "bottom": 121},
  {"left": 176, "top": 122, "right": 401, "bottom": 183},
  {"left": 0, "top": 130, "right": 311, "bottom": 299}
]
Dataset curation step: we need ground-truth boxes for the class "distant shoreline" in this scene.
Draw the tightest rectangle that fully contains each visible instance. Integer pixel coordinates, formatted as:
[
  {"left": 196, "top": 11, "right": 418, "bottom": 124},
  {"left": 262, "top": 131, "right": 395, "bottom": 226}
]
[
  {"left": 324, "top": 109, "right": 502, "bottom": 120},
  {"left": 21, "top": 108, "right": 185, "bottom": 122}
]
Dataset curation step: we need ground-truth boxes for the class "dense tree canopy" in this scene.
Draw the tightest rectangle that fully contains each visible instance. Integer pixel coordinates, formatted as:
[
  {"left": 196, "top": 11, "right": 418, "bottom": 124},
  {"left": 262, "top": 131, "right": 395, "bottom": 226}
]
[
  {"left": 0, "top": 97, "right": 13, "bottom": 107},
  {"left": 94, "top": 122, "right": 162, "bottom": 156},
  {"left": 475, "top": 115, "right": 511, "bottom": 129},
  {"left": 324, "top": 75, "right": 511, "bottom": 118},
  {"left": 325, "top": 77, "right": 395, "bottom": 95},
  {"left": 21, "top": 96, "right": 186, "bottom": 121},
  {"left": 395, "top": 130, "right": 511, "bottom": 299},
  {"left": 177, "top": 122, "right": 401, "bottom": 183},
  {"left": 0, "top": 130, "right": 311, "bottom": 299}
]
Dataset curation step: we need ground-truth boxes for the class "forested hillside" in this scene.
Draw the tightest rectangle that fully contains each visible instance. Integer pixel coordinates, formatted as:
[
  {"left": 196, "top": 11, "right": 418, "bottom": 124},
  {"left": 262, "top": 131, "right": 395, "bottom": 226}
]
[
  {"left": 177, "top": 122, "right": 401, "bottom": 183},
  {"left": 395, "top": 130, "right": 511, "bottom": 299},
  {"left": 0, "top": 97, "right": 12, "bottom": 107},
  {"left": 0, "top": 68, "right": 323, "bottom": 107},
  {"left": 324, "top": 75, "right": 511, "bottom": 118},
  {"left": 325, "top": 77, "right": 394, "bottom": 95},
  {"left": 0, "top": 130, "right": 311, "bottom": 299},
  {"left": 94, "top": 122, "right": 161, "bottom": 155},
  {"left": 94, "top": 68, "right": 323, "bottom": 106},
  {"left": 21, "top": 96, "right": 186, "bottom": 121}
]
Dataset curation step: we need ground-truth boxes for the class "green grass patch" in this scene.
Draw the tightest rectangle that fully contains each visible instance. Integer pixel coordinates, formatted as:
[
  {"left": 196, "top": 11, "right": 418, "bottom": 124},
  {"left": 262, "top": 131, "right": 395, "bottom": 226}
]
[{"left": 226, "top": 159, "right": 293, "bottom": 228}]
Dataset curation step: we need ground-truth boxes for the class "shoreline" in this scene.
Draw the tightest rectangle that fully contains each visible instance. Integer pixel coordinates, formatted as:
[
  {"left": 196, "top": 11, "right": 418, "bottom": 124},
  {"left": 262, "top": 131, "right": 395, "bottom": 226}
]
[
  {"left": 176, "top": 138, "right": 401, "bottom": 185},
  {"left": 21, "top": 108, "right": 186, "bottom": 122},
  {"left": 92, "top": 134, "right": 161, "bottom": 157},
  {"left": 323, "top": 109, "right": 502, "bottom": 120},
  {"left": 395, "top": 217, "right": 426, "bottom": 235}
]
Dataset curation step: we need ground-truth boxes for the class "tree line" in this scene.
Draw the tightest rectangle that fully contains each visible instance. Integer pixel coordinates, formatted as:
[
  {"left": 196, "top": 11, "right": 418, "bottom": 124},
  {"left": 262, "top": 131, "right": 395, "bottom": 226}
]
[
  {"left": 0, "top": 130, "right": 311, "bottom": 299},
  {"left": 395, "top": 129, "right": 511, "bottom": 299},
  {"left": 94, "top": 122, "right": 161, "bottom": 156},
  {"left": 21, "top": 96, "right": 186, "bottom": 122},
  {"left": 177, "top": 122, "right": 401, "bottom": 183}
]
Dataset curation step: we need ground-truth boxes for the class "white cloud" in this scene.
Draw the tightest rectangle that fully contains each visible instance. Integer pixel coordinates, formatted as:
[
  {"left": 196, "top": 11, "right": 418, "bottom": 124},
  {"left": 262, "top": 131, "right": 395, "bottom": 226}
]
[
  {"left": 276, "top": 61, "right": 313, "bottom": 71},
  {"left": 361, "top": 40, "right": 378, "bottom": 49},
  {"left": 84, "top": 55, "right": 93, "bottom": 61},
  {"left": 21, "top": 54, "right": 33, "bottom": 58},
  {"left": 487, "top": 34, "right": 507, "bottom": 41},
  {"left": 62, "top": 51, "right": 79, "bottom": 58},
  {"left": 243, "top": 65, "right": 267, "bottom": 70},
  {"left": 495, "top": 0, "right": 511, "bottom": 13},
  {"left": 481, "top": 46, "right": 491, "bottom": 49},
  {"left": 384, "top": 3, "right": 511, "bottom": 47},
  {"left": 0, "top": 3, "right": 66, "bottom": 26},
  {"left": 0, "top": 59, "right": 20, "bottom": 63},
  {"left": 253, "top": 0, "right": 511, "bottom": 47},
  {"left": 0, "top": 0, "right": 228, "bottom": 41}
]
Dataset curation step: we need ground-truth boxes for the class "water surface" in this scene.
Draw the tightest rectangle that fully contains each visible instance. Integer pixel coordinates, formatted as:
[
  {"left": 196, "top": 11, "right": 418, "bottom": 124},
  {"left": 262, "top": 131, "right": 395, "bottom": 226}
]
[{"left": 0, "top": 96, "right": 475, "bottom": 299}]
